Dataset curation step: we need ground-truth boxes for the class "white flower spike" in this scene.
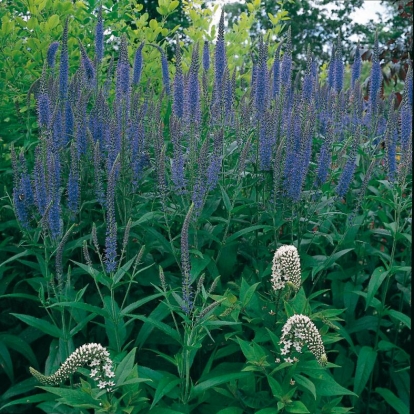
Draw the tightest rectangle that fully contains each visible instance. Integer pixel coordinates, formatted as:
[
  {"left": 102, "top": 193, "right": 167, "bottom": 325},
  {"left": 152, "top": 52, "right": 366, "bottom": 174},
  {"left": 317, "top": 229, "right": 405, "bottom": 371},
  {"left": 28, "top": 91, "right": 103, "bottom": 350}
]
[
  {"left": 30, "top": 343, "right": 116, "bottom": 392},
  {"left": 271, "top": 245, "right": 301, "bottom": 292},
  {"left": 280, "top": 314, "right": 328, "bottom": 366}
]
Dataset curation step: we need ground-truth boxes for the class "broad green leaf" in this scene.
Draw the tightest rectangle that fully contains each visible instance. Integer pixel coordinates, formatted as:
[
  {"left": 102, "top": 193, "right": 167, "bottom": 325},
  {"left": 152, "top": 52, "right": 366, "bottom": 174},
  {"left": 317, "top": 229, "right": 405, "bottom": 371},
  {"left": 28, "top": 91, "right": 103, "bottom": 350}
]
[
  {"left": 236, "top": 337, "right": 266, "bottom": 363},
  {"left": 70, "top": 313, "right": 97, "bottom": 336},
  {"left": 135, "top": 301, "right": 170, "bottom": 349},
  {"left": 115, "top": 347, "right": 137, "bottom": 386},
  {"left": 240, "top": 281, "right": 260, "bottom": 307},
  {"left": 0, "top": 393, "right": 56, "bottom": 412},
  {"left": 129, "top": 315, "right": 181, "bottom": 344},
  {"left": 220, "top": 184, "right": 231, "bottom": 212},
  {"left": 11, "top": 314, "right": 62, "bottom": 338},
  {"left": 1, "top": 377, "right": 38, "bottom": 401},
  {"left": 293, "top": 374, "right": 316, "bottom": 400},
  {"left": 267, "top": 375, "right": 283, "bottom": 399},
  {"left": 375, "top": 388, "right": 409, "bottom": 414},
  {"left": 0, "top": 342, "right": 13, "bottom": 382},
  {"left": 217, "top": 408, "right": 244, "bottom": 414},
  {"left": 145, "top": 228, "right": 173, "bottom": 253},
  {"left": 0, "top": 250, "right": 29, "bottom": 268},
  {"left": 256, "top": 409, "right": 280, "bottom": 414},
  {"left": 353, "top": 346, "right": 377, "bottom": 397},
  {"left": 0, "top": 334, "right": 38, "bottom": 368},
  {"left": 49, "top": 302, "right": 109, "bottom": 318},
  {"left": 286, "top": 401, "right": 310, "bottom": 413},
  {"left": 386, "top": 309, "right": 411, "bottom": 329},
  {"left": 113, "top": 256, "right": 137, "bottom": 284},
  {"left": 310, "top": 370, "right": 357, "bottom": 397},
  {"left": 365, "top": 267, "right": 389, "bottom": 310},
  {"left": 0, "top": 293, "right": 39, "bottom": 302},
  {"left": 47, "top": 14, "right": 59, "bottom": 29},
  {"left": 71, "top": 260, "right": 112, "bottom": 289},
  {"left": 226, "top": 225, "right": 273, "bottom": 243},
  {"left": 37, "top": 386, "right": 101, "bottom": 409},
  {"left": 312, "top": 248, "right": 354, "bottom": 279},
  {"left": 121, "top": 292, "right": 163, "bottom": 316},
  {"left": 150, "top": 375, "right": 180, "bottom": 408},
  {"left": 192, "top": 371, "right": 250, "bottom": 395}
]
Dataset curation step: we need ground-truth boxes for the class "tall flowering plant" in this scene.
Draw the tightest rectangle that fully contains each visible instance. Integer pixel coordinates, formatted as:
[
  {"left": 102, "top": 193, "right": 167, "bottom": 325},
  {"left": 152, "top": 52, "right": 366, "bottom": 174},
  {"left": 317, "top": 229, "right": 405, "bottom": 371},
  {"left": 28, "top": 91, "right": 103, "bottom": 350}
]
[{"left": 3, "top": 3, "right": 411, "bottom": 413}]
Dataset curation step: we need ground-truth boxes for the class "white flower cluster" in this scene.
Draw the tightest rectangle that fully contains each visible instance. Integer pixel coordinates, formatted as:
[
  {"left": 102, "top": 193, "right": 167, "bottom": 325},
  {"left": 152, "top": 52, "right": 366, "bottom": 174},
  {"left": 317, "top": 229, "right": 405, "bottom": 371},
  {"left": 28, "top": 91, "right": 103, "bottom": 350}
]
[
  {"left": 271, "top": 245, "right": 301, "bottom": 292},
  {"left": 30, "top": 343, "right": 116, "bottom": 391},
  {"left": 279, "top": 314, "right": 328, "bottom": 366}
]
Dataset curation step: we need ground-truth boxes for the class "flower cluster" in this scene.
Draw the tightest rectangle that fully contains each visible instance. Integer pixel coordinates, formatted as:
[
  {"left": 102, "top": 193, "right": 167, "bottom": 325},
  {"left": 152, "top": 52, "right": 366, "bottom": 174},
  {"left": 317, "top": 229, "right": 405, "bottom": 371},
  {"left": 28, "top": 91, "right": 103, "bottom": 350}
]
[
  {"left": 280, "top": 315, "right": 328, "bottom": 366},
  {"left": 30, "top": 343, "right": 116, "bottom": 392},
  {"left": 271, "top": 245, "right": 301, "bottom": 292}
]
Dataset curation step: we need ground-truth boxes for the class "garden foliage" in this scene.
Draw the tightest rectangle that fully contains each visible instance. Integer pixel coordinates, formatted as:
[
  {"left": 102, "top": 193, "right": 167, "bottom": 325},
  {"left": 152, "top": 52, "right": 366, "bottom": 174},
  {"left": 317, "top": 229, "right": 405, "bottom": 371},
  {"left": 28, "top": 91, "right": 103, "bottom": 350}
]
[{"left": 0, "top": 1, "right": 412, "bottom": 413}]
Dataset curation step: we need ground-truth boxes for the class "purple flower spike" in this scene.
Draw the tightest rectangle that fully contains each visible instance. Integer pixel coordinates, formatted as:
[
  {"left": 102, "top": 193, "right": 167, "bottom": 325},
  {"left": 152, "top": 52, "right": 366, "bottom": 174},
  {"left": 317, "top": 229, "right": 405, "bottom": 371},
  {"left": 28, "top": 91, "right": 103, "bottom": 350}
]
[
  {"left": 181, "top": 204, "right": 194, "bottom": 314},
  {"left": 173, "top": 37, "right": 184, "bottom": 118},
  {"left": 59, "top": 18, "right": 69, "bottom": 102},
  {"left": 79, "top": 41, "right": 95, "bottom": 85},
  {"left": 369, "top": 32, "right": 382, "bottom": 108},
  {"left": 203, "top": 40, "right": 210, "bottom": 71},
  {"left": 105, "top": 158, "right": 120, "bottom": 273},
  {"left": 47, "top": 42, "right": 59, "bottom": 68},
  {"left": 95, "top": 6, "right": 104, "bottom": 63},
  {"left": 161, "top": 50, "right": 170, "bottom": 96},
  {"left": 214, "top": 10, "right": 226, "bottom": 99},
  {"left": 132, "top": 42, "right": 144, "bottom": 86}
]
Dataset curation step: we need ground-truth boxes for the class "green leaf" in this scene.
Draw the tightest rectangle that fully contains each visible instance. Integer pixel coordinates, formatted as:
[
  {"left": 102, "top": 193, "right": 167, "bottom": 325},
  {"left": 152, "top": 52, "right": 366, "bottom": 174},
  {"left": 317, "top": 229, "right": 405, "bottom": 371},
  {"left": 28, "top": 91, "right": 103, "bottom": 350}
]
[
  {"left": 267, "top": 375, "right": 283, "bottom": 399},
  {"left": 135, "top": 301, "right": 170, "bottom": 349},
  {"left": 129, "top": 315, "right": 181, "bottom": 344},
  {"left": 49, "top": 302, "right": 108, "bottom": 318},
  {"left": 1, "top": 377, "right": 38, "bottom": 401},
  {"left": 70, "top": 313, "right": 97, "bottom": 336},
  {"left": 131, "top": 212, "right": 162, "bottom": 227},
  {"left": 226, "top": 225, "right": 273, "bottom": 243},
  {"left": 312, "top": 249, "right": 354, "bottom": 279},
  {"left": 11, "top": 314, "right": 62, "bottom": 338},
  {"left": 375, "top": 388, "right": 409, "bottom": 414},
  {"left": 293, "top": 374, "right": 316, "bottom": 400},
  {"left": 365, "top": 267, "right": 389, "bottom": 310},
  {"left": 192, "top": 372, "right": 251, "bottom": 396},
  {"left": 121, "top": 292, "right": 163, "bottom": 316},
  {"left": 0, "top": 293, "right": 39, "bottom": 302},
  {"left": 353, "top": 346, "right": 377, "bottom": 397},
  {"left": 151, "top": 375, "right": 180, "bottom": 408},
  {"left": 0, "top": 342, "right": 13, "bottom": 382},
  {"left": 240, "top": 281, "right": 260, "bottom": 307},
  {"left": 0, "top": 334, "right": 38, "bottom": 368},
  {"left": 286, "top": 401, "right": 310, "bottom": 413},
  {"left": 0, "top": 250, "right": 29, "bottom": 268},
  {"left": 0, "top": 393, "right": 56, "bottom": 412},
  {"left": 115, "top": 347, "right": 137, "bottom": 386},
  {"left": 386, "top": 309, "right": 411, "bottom": 329},
  {"left": 47, "top": 14, "right": 59, "bottom": 29},
  {"left": 37, "top": 387, "right": 101, "bottom": 409},
  {"left": 236, "top": 337, "right": 266, "bottom": 363},
  {"left": 220, "top": 184, "right": 231, "bottom": 212},
  {"left": 145, "top": 228, "right": 173, "bottom": 253},
  {"left": 113, "top": 256, "right": 137, "bottom": 284},
  {"left": 217, "top": 409, "right": 244, "bottom": 414},
  {"left": 311, "top": 370, "right": 357, "bottom": 397}
]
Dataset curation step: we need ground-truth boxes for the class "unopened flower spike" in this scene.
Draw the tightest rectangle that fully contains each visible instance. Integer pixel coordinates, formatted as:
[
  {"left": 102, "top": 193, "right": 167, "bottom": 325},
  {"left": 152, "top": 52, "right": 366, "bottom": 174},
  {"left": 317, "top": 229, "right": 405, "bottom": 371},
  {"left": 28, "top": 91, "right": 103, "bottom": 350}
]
[{"left": 30, "top": 343, "right": 116, "bottom": 391}]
